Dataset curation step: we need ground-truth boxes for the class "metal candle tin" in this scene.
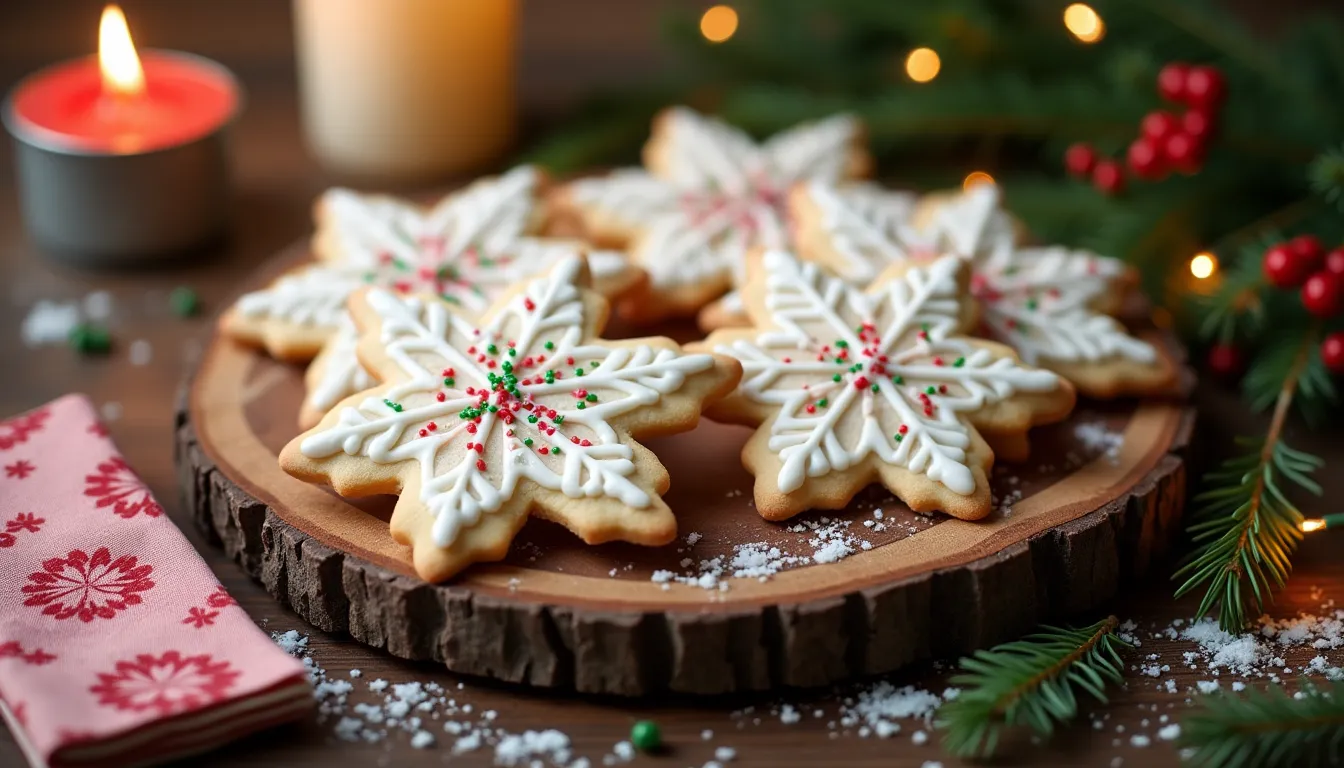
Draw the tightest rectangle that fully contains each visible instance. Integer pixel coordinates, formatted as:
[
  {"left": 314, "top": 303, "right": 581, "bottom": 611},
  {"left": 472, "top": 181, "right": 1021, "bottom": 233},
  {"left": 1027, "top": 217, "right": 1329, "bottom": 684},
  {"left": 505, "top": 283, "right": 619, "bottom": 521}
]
[{"left": 3, "top": 51, "right": 242, "bottom": 267}]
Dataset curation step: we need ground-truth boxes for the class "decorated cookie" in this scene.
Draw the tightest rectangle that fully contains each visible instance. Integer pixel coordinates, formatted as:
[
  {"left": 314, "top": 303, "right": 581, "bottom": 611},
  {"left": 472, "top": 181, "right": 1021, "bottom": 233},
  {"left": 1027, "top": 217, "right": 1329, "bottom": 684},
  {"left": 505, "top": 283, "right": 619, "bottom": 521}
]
[
  {"left": 790, "top": 181, "right": 1179, "bottom": 398},
  {"left": 692, "top": 250, "right": 1074, "bottom": 522},
  {"left": 279, "top": 256, "right": 742, "bottom": 582},
  {"left": 220, "top": 166, "right": 644, "bottom": 428},
  {"left": 551, "top": 107, "right": 870, "bottom": 325}
]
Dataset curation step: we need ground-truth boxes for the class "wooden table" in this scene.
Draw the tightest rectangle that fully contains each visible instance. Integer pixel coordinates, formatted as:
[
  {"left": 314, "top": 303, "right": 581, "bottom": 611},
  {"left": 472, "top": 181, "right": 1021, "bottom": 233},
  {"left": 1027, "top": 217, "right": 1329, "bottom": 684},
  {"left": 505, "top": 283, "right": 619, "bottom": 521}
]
[{"left": 3, "top": 2, "right": 1343, "bottom": 766}]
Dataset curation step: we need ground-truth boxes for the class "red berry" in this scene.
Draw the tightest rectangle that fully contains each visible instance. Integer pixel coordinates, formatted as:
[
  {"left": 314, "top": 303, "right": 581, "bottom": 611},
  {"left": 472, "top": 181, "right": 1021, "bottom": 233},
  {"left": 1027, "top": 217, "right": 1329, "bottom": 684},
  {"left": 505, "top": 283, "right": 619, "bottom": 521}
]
[
  {"left": 1262, "top": 243, "right": 1309, "bottom": 288},
  {"left": 1163, "top": 132, "right": 1203, "bottom": 174},
  {"left": 1207, "top": 343, "right": 1244, "bottom": 378},
  {"left": 1140, "top": 110, "right": 1180, "bottom": 141},
  {"left": 1092, "top": 160, "right": 1125, "bottom": 195},
  {"left": 1158, "top": 62, "right": 1191, "bottom": 102},
  {"left": 1323, "top": 333, "right": 1344, "bottom": 373},
  {"left": 1064, "top": 142, "right": 1098, "bottom": 177},
  {"left": 1289, "top": 235, "right": 1325, "bottom": 268},
  {"left": 1184, "top": 66, "right": 1226, "bottom": 110},
  {"left": 1126, "top": 138, "right": 1166, "bottom": 179},
  {"left": 1181, "top": 109, "right": 1214, "bottom": 144},
  {"left": 1325, "top": 247, "right": 1344, "bottom": 275},
  {"left": 1302, "top": 272, "right": 1344, "bottom": 317}
]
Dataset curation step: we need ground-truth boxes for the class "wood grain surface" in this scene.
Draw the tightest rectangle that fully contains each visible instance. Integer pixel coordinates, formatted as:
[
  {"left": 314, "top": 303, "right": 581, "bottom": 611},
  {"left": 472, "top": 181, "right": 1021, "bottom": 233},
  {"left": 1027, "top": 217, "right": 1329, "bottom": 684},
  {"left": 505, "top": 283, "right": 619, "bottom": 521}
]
[{"left": 3, "top": 2, "right": 1344, "bottom": 766}]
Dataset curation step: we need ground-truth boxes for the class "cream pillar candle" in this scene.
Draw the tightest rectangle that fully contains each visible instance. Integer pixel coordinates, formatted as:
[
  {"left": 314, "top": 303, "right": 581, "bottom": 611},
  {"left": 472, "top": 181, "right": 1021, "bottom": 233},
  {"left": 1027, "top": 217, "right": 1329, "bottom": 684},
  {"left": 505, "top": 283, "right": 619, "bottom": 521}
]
[{"left": 294, "top": 0, "right": 517, "bottom": 180}]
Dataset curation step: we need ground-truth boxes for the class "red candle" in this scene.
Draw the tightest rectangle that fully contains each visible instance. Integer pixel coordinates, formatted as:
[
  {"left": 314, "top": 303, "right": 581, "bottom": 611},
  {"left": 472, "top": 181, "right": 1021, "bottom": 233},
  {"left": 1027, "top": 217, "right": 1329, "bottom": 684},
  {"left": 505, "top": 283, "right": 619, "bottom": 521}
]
[
  {"left": 8, "top": 52, "right": 238, "bottom": 156},
  {"left": 2, "top": 5, "right": 242, "bottom": 263}
]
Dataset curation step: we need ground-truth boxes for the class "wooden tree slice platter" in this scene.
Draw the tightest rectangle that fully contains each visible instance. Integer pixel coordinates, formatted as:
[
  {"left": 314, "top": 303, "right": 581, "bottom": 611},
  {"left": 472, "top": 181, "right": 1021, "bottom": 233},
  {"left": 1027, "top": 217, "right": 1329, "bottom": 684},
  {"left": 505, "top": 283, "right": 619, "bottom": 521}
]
[{"left": 178, "top": 242, "right": 1195, "bottom": 696}]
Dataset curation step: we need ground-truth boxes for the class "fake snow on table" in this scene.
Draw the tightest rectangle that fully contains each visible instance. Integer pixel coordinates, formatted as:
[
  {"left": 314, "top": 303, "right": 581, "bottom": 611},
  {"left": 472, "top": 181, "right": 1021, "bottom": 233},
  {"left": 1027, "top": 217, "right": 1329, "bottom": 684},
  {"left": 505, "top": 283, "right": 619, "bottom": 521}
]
[{"left": 649, "top": 514, "right": 878, "bottom": 592}]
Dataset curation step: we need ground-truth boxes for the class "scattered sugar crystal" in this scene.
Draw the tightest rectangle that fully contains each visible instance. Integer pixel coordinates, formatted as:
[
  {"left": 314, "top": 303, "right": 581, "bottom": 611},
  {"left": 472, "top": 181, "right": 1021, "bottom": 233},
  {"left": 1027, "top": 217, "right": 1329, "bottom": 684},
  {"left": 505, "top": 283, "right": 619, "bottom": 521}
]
[
  {"left": 779, "top": 705, "right": 800, "bottom": 724},
  {"left": 21, "top": 300, "right": 80, "bottom": 347},
  {"left": 410, "top": 730, "right": 435, "bottom": 749},
  {"left": 911, "top": 730, "right": 928, "bottom": 745},
  {"left": 1158, "top": 724, "right": 1181, "bottom": 741},
  {"left": 1196, "top": 680, "right": 1221, "bottom": 694},
  {"left": 714, "top": 746, "right": 736, "bottom": 761},
  {"left": 368, "top": 679, "right": 389, "bottom": 692},
  {"left": 129, "top": 338, "right": 152, "bottom": 366},
  {"left": 349, "top": 669, "right": 361, "bottom": 678},
  {"left": 1130, "top": 735, "right": 1151, "bottom": 748},
  {"left": 701, "top": 729, "right": 714, "bottom": 740},
  {"left": 494, "top": 729, "right": 571, "bottom": 766}
]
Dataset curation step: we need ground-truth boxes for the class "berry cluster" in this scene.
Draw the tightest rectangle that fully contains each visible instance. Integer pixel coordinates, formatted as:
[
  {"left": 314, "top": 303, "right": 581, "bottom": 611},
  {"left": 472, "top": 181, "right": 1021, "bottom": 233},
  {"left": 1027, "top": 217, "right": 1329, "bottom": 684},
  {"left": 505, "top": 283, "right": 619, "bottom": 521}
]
[
  {"left": 1257, "top": 236, "right": 1344, "bottom": 372},
  {"left": 1065, "top": 63, "right": 1225, "bottom": 195}
]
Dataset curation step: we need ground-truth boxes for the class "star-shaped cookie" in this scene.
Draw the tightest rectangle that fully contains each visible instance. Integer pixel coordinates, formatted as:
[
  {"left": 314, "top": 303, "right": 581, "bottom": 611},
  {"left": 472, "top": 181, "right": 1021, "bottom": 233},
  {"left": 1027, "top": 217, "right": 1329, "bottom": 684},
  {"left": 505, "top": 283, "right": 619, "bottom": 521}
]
[
  {"left": 221, "top": 166, "right": 643, "bottom": 427},
  {"left": 280, "top": 256, "right": 742, "bottom": 582},
  {"left": 552, "top": 107, "right": 870, "bottom": 324},
  {"left": 692, "top": 251, "right": 1074, "bottom": 522},
  {"left": 790, "top": 182, "right": 1179, "bottom": 398}
]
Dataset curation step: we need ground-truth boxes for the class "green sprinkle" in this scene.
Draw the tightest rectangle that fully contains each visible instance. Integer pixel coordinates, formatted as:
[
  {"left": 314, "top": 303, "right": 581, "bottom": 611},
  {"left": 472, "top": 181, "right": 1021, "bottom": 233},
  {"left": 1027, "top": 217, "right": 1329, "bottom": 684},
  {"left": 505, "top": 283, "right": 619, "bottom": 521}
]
[
  {"left": 1026, "top": 298, "right": 1038, "bottom": 310},
  {"left": 554, "top": 415, "right": 565, "bottom": 424},
  {"left": 68, "top": 324, "right": 112, "bottom": 355},
  {"left": 524, "top": 438, "right": 534, "bottom": 447},
  {"left": 817, "top": 398, "right": 829, "bottom": 408},
  {"left": 444, "top": 377, "right": 455, "bottom": 387},
  {"left": 894, "top": 434, "right": 904, "bottom": 442},
  {"left": 545, "top": 371, "right": 556, "bottom": 384},
  {"left": 832, "top": 374, "right": 842, "bottom": 382},
  {"left": 575, "top": 368, "right": 584, "bottom": 376},
  {"left": 383, "top": 399, "right": 403, "bottom": 413},
  {"left": 543, "top": 341, "right": 555, "bottom": 350},
  {"left": 169, "top": 286, "right": 200, "bottom": 317},
  {"left": 576, "top": 402, "right": 586, "bottom": 410},
  {"left": 892, "top": 375, "right": 904, "bottom": 385},
  {"left": 488, "top": 405, "right": 499, "bottom": 413},
  {"left": 585, "top": 393, "right": 597, "bottom": 402},
  {"left": 590, "top": 361, "right": 600, "bottom": 369},
  {"left": 486, "top": 344, "right": 498, "bottom": 355},
  {"left": 552, "top": 446, "right": 562, "bottom": 454},
  {"left": 631, "top": 720, "right": 662, "bottom": 752},
  {"left": 508, "top": 348, "right": 517, "bottom": 357},
  {"left": 926, "top": 386, "right": 936, "bottom": 395},
  {"left": 953, "top": 357, "right": 965, "bottom": 368},
  {"left": 871, "top": 384, "right": 879, "bottom": 392},
  {"left": 528, "top": 415, "right": 539, "bottom": 423},
  {"left": 835, "top": 340, "right": 848, "bottom": 349}
]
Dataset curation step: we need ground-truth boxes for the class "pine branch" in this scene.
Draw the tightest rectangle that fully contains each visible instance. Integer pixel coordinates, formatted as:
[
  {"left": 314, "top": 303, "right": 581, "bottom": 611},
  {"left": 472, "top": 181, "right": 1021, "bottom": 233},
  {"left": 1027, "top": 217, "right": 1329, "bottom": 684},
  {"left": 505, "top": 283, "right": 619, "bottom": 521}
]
[
  {"left": 1308, "top": 144, "right": 1344, "bottom": 211},
  {"left": 936, "top": 616, "right": 1130, "bottom": 758},
  {"left": 1181, "top": 682, "right": 1344, "bottom": 768},
  {"left": 1173, "top": 334, "right": 1323, "bottom": 631}
]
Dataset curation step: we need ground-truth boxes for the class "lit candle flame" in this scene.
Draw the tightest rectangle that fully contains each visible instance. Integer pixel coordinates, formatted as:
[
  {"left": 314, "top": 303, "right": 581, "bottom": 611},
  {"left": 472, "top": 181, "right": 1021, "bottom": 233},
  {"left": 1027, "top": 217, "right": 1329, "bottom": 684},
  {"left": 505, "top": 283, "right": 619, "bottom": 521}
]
[
  {"left": 963, "top": 171, "right": 995, "bottom": 191},
  {"left": 1301, "top": 519, "right": 1327, "bottom": 533},
  {"left": 99, "top": 5, "right": 145, "bottom": 98}
]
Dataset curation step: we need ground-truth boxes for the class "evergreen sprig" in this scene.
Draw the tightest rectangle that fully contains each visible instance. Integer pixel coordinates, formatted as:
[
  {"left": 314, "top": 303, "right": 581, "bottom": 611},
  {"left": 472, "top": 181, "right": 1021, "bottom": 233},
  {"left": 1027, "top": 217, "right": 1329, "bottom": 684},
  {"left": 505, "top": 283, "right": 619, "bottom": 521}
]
[
  {"left": 936, "top": 616, "right": 1130, "bottom": 758},
  {"left": 1181, "top": 682, "right": 1344, "bottom": 768},
  {"left": 1309, "top": 144, "right": 1344, "bottom": 211}
]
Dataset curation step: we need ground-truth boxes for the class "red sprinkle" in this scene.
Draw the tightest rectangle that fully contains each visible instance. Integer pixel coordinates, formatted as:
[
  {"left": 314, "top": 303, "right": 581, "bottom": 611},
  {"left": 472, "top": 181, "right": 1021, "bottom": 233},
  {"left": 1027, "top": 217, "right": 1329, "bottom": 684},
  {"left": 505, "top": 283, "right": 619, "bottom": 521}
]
[
  {"left": 539, "top": 447, "right": 549, "bottom": 455},
  {"left": 933, "top": 357, "right": 944, "bottom": 366},
  {"left": 418, "top": 429, "right": 428, "bottom": 437},
  {"left": 571, "top": 436, "right": 580, "bottom": 444},
  {"left": 524, "top": 298, "right": 536, "bottom": 311},
  {"left": 473, "top": 443, "right": 484, "bottom": 455},
  {"left": 580, "top": 439, "right": 592, "bottom": 447},
  {"left": 467, "top": 423, "right": 478, "bottom": 434},
  {"left": 476, "top": 459, "right": 487, "bottom": 471},
  {"left": 898, "top": 424, "right": 908, "bottom": 434},
  {"left": 436, "top": 392, "right": 446, "bottom": 402},
  {"left": 427, "top": 422, "right": 437, "bottom": 431},
  {"left": 806, "top": 404, "right": 817, "bottom": 414}
]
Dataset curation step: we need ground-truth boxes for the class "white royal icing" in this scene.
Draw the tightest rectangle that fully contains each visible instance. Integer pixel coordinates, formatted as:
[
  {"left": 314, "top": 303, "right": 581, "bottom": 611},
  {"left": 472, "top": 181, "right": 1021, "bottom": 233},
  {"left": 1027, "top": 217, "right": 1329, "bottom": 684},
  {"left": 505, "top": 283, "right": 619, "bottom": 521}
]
[
  {"left": 300, "top": 257, "right": 715, "bottom": 548},
  {"left": 568, "top": 108, "right": 862, "bottom": 293},
  {"left": 804, "top": 182, "right": 1157, "bottom": 367},
  {"left": 716, "top": 252, "right": 1060, "bottom": 497}
]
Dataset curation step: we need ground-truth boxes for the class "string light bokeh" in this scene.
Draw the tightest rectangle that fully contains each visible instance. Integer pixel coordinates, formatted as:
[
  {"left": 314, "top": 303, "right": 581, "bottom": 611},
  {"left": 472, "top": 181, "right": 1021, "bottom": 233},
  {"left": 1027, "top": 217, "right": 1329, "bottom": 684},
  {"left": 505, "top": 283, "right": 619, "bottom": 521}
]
[
  {"left": 1063, "top": 4, "right": 1105, "bottom": 43},
  {"left": 905, "top": 47, "right": 940, "bottom": 83},
  {"left": 699, "top": 5, "right": 738, "bottom": 43}
]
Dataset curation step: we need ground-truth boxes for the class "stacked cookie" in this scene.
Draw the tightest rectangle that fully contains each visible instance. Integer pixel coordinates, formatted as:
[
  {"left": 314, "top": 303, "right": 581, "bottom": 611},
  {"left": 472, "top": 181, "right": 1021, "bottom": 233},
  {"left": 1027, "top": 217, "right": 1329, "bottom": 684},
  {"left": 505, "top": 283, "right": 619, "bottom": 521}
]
[{"left": 219, "top": 108, "right": 1178, "bottom": 583}]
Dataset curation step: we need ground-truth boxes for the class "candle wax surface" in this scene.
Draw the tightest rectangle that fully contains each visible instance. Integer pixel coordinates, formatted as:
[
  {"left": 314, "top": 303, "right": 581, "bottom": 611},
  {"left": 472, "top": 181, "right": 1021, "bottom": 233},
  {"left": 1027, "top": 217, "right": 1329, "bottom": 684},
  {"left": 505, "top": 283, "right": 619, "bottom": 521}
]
[{"left": 8, "top": 50, "right": 238, "bottom": 155}]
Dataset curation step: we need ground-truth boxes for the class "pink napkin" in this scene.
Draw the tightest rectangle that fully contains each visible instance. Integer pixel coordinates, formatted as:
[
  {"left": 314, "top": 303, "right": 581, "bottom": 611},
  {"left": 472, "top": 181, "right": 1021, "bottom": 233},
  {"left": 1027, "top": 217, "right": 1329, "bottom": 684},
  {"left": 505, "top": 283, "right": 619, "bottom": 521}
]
[{"left": 0, "top": 395, "right": 311, "bottom": 767}]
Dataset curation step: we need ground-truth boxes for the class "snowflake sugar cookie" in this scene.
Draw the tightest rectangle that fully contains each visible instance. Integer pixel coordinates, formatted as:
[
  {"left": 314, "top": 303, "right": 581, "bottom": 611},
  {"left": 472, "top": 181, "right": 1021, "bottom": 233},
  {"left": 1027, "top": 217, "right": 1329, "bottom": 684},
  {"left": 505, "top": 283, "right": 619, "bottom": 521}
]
[
  {"left": 693, "top": 251, "right": 1073, "bottom": 522},
  {"left": 280, "top": 256, "right": 741, "bottom": 582},
  {"left": 220, "top": 166, "right": 642, "bottom": 427},
  {"left": 790, "top": 182, "right": 1178, "bottom": 398},
  {"left": 553, "top": 107, "right": 870, "bottom": 324}
]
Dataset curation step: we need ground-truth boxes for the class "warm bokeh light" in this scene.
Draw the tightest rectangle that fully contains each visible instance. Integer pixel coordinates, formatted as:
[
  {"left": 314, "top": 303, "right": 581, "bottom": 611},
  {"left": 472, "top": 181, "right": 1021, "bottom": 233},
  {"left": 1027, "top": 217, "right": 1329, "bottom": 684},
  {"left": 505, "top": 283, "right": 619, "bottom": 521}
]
[
  {"left": 700, "top": 5, "right": 738, "bottom": 43},
  {"left": 1063, "top": 3, "right": 1105, "bottom": 43},
  {"left": 1190, "top": 252, "right": 1217, "bottom": 279},
  {"left": 905, "top": 48, "right": 941, "bottom": 83},
  {"left": 1150, "top": 307, "right": 1173, "bottom": 329},
  {"left": 1301, "top": 519, "right": 1327, "bottom": 533},
  {"left": 963, "top": 171, "right": 995, "bottom": 191},
  {"left": 99, "top": 4, "right": 144, "bottom": 97}
]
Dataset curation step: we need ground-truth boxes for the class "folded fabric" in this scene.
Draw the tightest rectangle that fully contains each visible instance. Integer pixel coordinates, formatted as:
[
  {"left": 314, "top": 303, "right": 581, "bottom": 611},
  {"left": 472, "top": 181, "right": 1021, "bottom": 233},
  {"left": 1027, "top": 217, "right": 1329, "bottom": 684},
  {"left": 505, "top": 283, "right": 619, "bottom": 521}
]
[{"left": 0, "top": 395, "right": 310, "bottom": 767}]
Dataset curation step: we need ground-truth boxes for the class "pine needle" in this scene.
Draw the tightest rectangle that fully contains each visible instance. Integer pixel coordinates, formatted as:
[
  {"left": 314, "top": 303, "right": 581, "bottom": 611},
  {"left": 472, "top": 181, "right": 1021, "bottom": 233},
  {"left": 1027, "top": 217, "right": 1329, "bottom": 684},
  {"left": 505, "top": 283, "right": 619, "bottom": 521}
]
[
  {"left": 1173, "top": 334, "right": 1324, "bottom": 632},
  {"left": 936, "top": 616, "right": 1130, "bottom": 758},
  {"left": 1181, "top": 682, "right": 1344, "bottom": 768}
]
